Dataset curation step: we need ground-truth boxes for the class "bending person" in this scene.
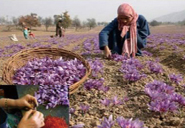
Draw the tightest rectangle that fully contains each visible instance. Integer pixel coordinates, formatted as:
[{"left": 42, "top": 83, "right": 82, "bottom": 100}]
[{"left": 99, "top": 3, "right": 150, "bottom": 58}]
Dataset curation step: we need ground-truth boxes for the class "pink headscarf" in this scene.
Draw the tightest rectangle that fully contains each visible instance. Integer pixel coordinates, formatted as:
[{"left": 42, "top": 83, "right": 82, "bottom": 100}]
[{"left": 117, "top": 3, "right": 138, "bottom": 57}]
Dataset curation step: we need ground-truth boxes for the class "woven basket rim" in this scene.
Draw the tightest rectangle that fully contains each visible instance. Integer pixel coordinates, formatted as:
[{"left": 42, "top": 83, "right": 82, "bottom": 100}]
[{"left": 2, "top": 47, "right": 91, "bottom": 94}]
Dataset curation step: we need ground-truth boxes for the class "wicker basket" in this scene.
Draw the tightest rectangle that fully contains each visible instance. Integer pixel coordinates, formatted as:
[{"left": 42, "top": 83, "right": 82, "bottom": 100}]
[{"left": 2, "top": 47, "right": 91, "bottom": 94}]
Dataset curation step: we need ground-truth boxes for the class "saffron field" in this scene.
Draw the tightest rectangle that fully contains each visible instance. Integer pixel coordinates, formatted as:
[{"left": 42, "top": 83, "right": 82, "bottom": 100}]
[{"left": 0, "top": 25, "right": 185, "bottom": 128}]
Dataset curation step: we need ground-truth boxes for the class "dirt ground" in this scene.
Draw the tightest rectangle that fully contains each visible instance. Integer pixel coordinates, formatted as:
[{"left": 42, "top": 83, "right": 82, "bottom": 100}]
[{"left": 1, "top": 25, "right": 185, "bottom": 128}]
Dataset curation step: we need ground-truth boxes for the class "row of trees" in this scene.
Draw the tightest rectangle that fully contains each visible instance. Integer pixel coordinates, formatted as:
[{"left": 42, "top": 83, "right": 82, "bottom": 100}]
[
  {"left": 3, "top": 13, "right": 184, "bottom": 31},
  {"left": 149, "top": 20, "right": 162, "bottom": 26},
  {"left": 149, "top": 20, "right": 185, "bottom": 26},
  {"left": 0, "top": 12, "right": 108, "bottom": 31}
]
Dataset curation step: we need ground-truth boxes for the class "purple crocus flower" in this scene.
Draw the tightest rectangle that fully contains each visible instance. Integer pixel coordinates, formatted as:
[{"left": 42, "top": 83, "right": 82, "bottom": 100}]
[
  {"left": 149, "top": 99, "right": 178, "bottom": 113},
  {"left": 88, "top": 58, "right": 104, "bottom": 77},
  {"left": 168, "top": 73, "right": 183, "bottom": 85},
  {"left": 120, "top": 58, "right": 146, "bottom": 82},
  {"left": 97, "top": 115, "right": 115, "bottom": 128},
  {"left": 111, "top": 54, "right": 128, "bottom": 62},
  {"left": 100, "top": 98, "right": 111, "bottom": 107},
  {"left": 142, "top": 50, "right": 153, "bottom": 57},
  {"left": 123, "top": 96, "right": 130, "bottom": 102},
  {"left": 117, "top": 117, "right": 146, "bottom": 128},
  {"left": 84, "top": 78, "right": 104, "bottom": 91},
  {"left": 112, "top": 96, "right": 123, "bottom": 106},
  {"left": 123, "top": 68, "right": 146, "bottom": 82},
  {"left": 146, "top": 61, "right": 163, "bottom": 74},
  {"left": 13, "top": 57, "right": 86, "bottom": 86},
  {"left": 99, "top": 86, "right": 110, "bottom": 93},
  {"left": 171, "top": 93, "right": 185, "bottom": 106},
  {"left": 80, "top": 104, "right": 90, "bottom": 113},
  {"left": 132, "top": 118, "right": 147, "bottom": 128},
  {"left": 35, "top": 84, "right": 69, "bottom": 109},
  {"left": 145, "top": 80, "right": 185, "bottom": 113},
  {"left": 1, "top": 44, "right": 25, "bottom": 58},
  {"left": 70, "top": 107, "right": 76, "bottom": 114}
]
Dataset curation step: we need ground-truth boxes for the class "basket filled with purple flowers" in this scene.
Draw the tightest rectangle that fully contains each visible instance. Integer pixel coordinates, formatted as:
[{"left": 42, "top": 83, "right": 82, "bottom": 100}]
[{"left": 2, "top": 47, "right": 91, "bottom": 94}]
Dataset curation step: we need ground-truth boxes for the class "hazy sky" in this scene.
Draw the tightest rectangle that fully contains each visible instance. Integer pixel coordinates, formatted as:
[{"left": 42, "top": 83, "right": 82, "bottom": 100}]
[{"left": 0, "top": 0, "right": 185, "bottom": 22}]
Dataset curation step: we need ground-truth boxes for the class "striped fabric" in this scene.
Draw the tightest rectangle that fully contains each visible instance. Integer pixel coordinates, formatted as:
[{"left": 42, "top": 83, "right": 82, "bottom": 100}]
[{"left": 117, "top": 3, "right": 138, "bottom": 57}]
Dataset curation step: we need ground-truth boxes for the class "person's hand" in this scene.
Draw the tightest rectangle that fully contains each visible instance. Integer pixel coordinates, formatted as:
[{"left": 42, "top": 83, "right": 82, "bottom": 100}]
[
  {"left": 18, "top": 110, "right": 45, "bottom": 128},
  {"left": 104, "top": 46, "right": 112, "bottom": 58},
  {"left": 15, "top": 94, "right": 38, "bottom": 109}
]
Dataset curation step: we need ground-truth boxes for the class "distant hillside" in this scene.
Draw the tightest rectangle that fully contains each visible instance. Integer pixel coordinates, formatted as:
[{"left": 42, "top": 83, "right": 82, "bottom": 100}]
[{"left": 153, "top": 10, "right": 185, "bottom": 23}]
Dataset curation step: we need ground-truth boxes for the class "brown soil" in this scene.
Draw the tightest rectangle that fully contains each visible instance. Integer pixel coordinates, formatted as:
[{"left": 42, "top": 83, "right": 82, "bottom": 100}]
[{"left": 1, "top": 25, "right": 185, "bottom": 128}]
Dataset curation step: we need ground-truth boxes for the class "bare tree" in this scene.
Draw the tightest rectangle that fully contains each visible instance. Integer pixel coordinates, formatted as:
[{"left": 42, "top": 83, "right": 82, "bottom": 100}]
[
  {"left": 61, "top": 11, "right": 72, "bottom": 29},
  {"left": 12, "top": 17, "right": 19, "bottom": 28},
  {"left": 18, "top": 14, "right": 41, "bottom": 29},
  {"left": 43, "top": 17, "right": 53, "bottom": 31},
  {"left": 82, "top": 21, "right": 87, "bottom": 28},
  {"left": 73, "top": 16, "right": 81, "bottom": 31},
  {"left": 97, "top": 22, "right": 108, "bottom": 26},
  {"left": 38, "top": 16, "right": 44, "bottom": 25},
  {"left": 0, "top": 16, "right": 6, "bottom": 25},
  {"left": 86, "top": 18, "right": 96, "bottom": 30}
]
